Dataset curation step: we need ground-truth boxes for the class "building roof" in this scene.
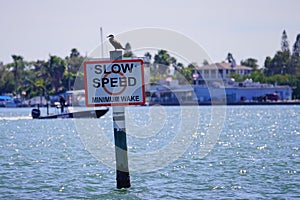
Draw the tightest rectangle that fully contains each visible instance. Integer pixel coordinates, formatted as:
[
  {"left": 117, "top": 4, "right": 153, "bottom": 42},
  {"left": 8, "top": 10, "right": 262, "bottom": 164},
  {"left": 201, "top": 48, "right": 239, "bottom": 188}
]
[{"left": 199, "top": 62, "right": 253, "bottom": 70}]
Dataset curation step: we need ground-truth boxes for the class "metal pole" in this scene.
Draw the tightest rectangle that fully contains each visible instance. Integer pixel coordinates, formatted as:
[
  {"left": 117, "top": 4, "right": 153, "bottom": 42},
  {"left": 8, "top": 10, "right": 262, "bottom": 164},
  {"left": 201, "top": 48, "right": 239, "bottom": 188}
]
[
  {"left": 110, "top": 51, "right": 131, "bottom": 189},
  {"left": 100, "top": 27, "right": 104, "bottom": 58}
]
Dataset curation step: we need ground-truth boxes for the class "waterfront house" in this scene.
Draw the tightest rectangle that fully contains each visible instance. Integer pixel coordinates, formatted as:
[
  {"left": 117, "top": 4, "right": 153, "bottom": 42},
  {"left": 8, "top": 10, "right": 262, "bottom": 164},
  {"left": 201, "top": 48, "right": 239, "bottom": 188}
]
[{"left": 192, "top": 62, "right": 253, "bottom": 85}]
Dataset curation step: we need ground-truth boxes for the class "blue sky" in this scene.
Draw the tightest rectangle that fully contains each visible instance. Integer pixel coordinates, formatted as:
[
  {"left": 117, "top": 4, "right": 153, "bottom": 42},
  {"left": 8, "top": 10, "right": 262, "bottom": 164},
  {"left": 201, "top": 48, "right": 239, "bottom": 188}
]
[{"left": 0, "top": 0, "right": 299, "bottom": 66}]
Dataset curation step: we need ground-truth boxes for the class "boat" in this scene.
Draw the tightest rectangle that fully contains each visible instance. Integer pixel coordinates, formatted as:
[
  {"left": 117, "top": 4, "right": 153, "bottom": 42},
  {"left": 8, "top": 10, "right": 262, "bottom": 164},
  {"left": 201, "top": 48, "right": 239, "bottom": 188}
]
[{"left": 31, "top": 107, "right": 109, "bottom": 119}]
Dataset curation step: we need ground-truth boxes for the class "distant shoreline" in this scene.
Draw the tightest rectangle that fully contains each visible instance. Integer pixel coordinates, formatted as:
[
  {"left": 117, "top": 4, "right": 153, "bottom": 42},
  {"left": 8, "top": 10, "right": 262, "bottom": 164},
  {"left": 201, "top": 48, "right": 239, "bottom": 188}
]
[
  {"left": 149, "top": 101, "right": 300, "bottom": 106},
  {"left": 1, "top": 101, "right": 300, "bottom": 108}
]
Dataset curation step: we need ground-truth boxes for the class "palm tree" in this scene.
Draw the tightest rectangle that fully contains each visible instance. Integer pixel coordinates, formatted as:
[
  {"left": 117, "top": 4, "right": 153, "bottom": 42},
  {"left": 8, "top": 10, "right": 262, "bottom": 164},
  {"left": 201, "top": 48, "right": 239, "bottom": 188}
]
[
  {"left": 70, "top": 48, "right": 80, "bottom": 58},
  {"left": 154, "top": 50, "right": 171, "bottom": 75},
  {"left": 47, "top": 55, "right": 66, "bottom": 93},
  {"left": 11, "top": 55, "right": 23, "bottom": 97}
]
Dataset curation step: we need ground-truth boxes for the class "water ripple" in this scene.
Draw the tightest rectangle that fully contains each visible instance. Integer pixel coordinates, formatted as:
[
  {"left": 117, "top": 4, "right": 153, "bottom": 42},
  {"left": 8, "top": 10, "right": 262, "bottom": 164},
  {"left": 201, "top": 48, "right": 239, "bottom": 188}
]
[{"left": 0, "top": 106, "right": 299, "bottom": 199}]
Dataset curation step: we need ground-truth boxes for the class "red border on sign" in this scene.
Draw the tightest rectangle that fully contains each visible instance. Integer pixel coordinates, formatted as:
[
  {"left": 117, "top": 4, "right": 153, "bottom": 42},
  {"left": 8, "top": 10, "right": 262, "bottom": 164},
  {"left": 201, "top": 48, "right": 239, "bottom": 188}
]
[
  {"left": 83, "top": 59, "right": 146, "bottom": 107},
  {"left": 102, "top": 72, "right": 127, "bottom": 95}
]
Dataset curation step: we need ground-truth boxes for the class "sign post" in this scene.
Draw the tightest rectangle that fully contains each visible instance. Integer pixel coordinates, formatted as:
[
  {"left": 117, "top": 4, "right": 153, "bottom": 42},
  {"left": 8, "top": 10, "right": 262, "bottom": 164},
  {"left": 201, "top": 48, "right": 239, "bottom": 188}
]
[{"left": 83, "top": 51, "right": 145, "bottom": 188}]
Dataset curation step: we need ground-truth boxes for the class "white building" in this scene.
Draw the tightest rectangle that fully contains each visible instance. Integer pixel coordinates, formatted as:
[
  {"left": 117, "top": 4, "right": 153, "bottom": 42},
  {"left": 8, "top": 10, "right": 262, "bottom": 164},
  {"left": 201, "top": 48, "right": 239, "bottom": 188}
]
[{"left": 193, "top": 62, "right": 252, "bottom": 85}]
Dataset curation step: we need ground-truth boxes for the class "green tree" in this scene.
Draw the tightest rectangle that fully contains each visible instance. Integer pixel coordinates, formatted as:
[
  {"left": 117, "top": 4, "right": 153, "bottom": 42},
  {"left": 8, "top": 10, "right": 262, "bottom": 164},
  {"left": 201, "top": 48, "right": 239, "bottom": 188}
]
[
  {"left": 176, "top": 62, "right": 197, "bottom": 84},
  {"left": 293, "top": 34, "right": 300, "bottom": 56},
  {"left": 281, "top": 30, "right": 290, "bottom": 52},
  {"left": 65, "top": 49, "right": 85, "bottom": 90},
  {"left": 291, "top": 74, "right": 300, "bottom": 99},
  {"left": 0, "top": 64, "right": 15, "bottom": 94},
  {"left": 11, "top": 55, "right": 24, "bottom": 96},
  {"left": 173, "top": 62, "right": 184, "bottom": 71},
  {"left": 203, "top": 59, "right": 209, "bottom": 66},
  {"left": 123, "top": 43, "right": 134, "bottom": 58},
  {"left": 265, "top": 51, "right": 290, "bottom": 75},
  {"left": 154, "top": 50, "right": 171, "bottom": 66},
  {"left": 144, "top": 52, "right": 152, "bottom": 60},
  {"left": 70, "top": 48, "right": 80, "bottom": 58},
  {"left": 241, "top": 58, "right": 258, "bottom": 70},
  {"left": 264, "top": 56, "right": 272, "bottom": 76},
  {"left": 290, "top": 54, "right": 300, "bottom": 74},
  {"left": 47, "top": 55, "right": 66, "bottom": 93},
  {"left": 230, "top": 72, "right": 244, "bottom": 82},
  {"left": 154, "top": 50, "right": 172, "bottom": 75},
  {"left": 250, "top": 69, "right": 267, "bottom": 83},
  {"left": 169, "top": 56, "right": 177, "bottom": 65}
]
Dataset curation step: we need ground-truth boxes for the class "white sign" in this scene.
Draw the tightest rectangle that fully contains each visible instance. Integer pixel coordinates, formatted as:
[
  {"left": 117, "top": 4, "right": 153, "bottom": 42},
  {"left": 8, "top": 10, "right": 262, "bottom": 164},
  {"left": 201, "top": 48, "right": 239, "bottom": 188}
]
[{"left": 84, "top": 59, "right": 145, "bottom": 106}]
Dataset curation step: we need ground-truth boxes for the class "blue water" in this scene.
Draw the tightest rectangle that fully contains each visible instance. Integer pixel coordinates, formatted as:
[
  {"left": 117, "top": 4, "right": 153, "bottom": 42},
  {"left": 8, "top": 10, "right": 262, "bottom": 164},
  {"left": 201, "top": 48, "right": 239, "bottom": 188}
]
[{"left": 0, "top": 106, "right": 299, "bottom": 199}]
